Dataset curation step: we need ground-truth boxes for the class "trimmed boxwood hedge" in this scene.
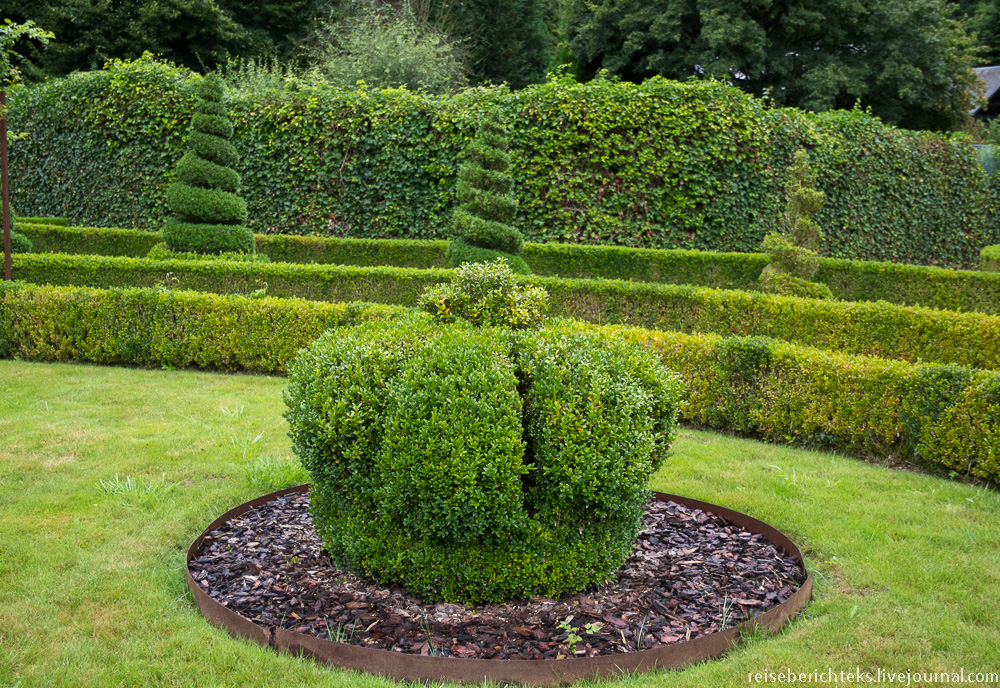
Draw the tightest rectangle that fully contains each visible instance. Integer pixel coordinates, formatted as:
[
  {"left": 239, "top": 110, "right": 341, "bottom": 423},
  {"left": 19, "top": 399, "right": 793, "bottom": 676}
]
[
  {"left": 15, "top": 216, "right": 68, "bottom": 226},
  {"left": 20, "top": 223, "right": 1000, "bottom": 315},
  {"left": 0, "top": 282, "right": 402, "bottom": 372},
  {"left": 13, "top": 252, "right": 1000, "bottom": 371},
  {"left": 9, "top": 55, "right": 1000, "bottom": 268},
  {"left": 983, "top": 245, "right": 1000, "bottom": 273},
  {"left": 2, "top": 282, "right": 997, "bottom": 484}
]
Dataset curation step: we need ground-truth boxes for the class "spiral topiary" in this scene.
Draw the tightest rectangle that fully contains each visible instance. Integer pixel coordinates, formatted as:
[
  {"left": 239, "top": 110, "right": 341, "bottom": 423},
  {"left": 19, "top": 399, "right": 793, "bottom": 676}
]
[
  {"left": 446, "top": 117, "right": 531, "bottom": 274},
  {"left": 162, "top": 73, "right": 254, "bottom": 255},
  {"left": 760, "top": 150, "right": 833, "bottom": 300},
  {"left": 284, "top": 261, "right": 684, "bottom": 604}
]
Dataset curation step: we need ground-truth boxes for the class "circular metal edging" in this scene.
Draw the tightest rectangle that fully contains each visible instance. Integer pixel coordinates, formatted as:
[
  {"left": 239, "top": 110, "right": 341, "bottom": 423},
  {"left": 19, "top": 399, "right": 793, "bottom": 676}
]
[{"left": 186, "top": 485, "right": 813, "bottom": 687}]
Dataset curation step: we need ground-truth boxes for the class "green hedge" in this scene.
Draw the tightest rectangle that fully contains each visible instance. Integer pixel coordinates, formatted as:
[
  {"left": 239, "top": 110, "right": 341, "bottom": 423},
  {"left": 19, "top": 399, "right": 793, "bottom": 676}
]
[
  {"left": 15, "top": 216, "right": 69, "bottom": 226},
  {"left": 21, "top": 223, "right": 1000, "bottom": 315},
  {"left": 2, "top": 282, "right": 997, "bottom": 483},
  {"left": 13, "top": 252, "right": 1000, "bottom": 371},
  {"left": 0, "top": 283, "right": 402, "bottom": 373},
  {"left": 983, "top": 245, "right": 1000, "bottom": 273},
  {"left": 9, "top": 56, "right": 1000, "bottom": 268}
]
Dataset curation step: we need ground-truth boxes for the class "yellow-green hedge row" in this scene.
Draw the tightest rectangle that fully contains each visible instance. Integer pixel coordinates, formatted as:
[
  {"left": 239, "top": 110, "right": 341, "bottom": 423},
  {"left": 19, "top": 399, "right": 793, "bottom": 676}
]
[
  {"left": 20, "top": 223, "right": 1000, "bottom": 315},
  {"left": 2, "top": 282, "right": 996, "bottom": 483},
  {"left": 13, "top": 252, "right": 1000, "bottom": 371}
]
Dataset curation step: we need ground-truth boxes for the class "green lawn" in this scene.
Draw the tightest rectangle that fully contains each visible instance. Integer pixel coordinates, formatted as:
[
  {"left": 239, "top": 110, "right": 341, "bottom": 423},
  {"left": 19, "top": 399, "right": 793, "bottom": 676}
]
[{"left": 1, "top": 360, "right": 998, "bottom": 687}]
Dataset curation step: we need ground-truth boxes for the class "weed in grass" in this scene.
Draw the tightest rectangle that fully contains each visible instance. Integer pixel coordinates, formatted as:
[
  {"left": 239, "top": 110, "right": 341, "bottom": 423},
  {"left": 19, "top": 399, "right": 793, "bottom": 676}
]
[
  {"left": 220, "top": 405, "right": 245, "bottom": 418},
  {"left": 98, "top": 474, "right": 177, "bottom": 509},
  {"left": 243, "top": 455, "right": 310, "bottom": 492},
  {"left": 229, "top": 428, "right": 265, "bottom": 463}
]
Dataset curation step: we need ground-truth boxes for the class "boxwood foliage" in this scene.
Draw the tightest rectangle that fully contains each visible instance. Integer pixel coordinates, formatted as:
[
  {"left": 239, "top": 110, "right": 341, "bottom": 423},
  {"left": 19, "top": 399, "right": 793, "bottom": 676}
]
[
  {"left": 24, "top": 223, "right": 1000, "bottom": 315},
  {"left": 9, "top": 56, "right": 1000, "bottom": 268},
  {"left": 163, "top": 73, "right": 254, "bottom": 254},
  {"left": 7, "top": 215, "right": 33, "bottom": 254},
  {"left": 15, "top": 252, "right": 1000, "bottom": 371},
  {"left": 2, "top": 282, "right": 998, "bottom": 484},
  {"left": 284, "top": 280, "right": 684, "bottom": 603}
]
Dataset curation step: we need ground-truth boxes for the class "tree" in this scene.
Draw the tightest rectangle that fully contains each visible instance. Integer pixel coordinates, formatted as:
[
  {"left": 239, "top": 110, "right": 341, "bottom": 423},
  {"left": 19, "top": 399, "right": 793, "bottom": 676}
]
[
  {"left": 446, "top": 117, "right": 531, "bottom": 275},
  {"left": 162, "top": 73, "right": 254, "bottom": 255},
  {"left": 759, "top": 150, "right": 833, "bottom": 300},
  {"left": 3, "top": 0, "right": 327, "bottom": 78},
  {"left": 421, "top": 0, "right": 554, "bottom": 88},
  {"left": 567, "top": 0, "right": 981, "bottom": 131},
  {"left": 953, "top": 0, "right": 1000, "bottom": 64}
]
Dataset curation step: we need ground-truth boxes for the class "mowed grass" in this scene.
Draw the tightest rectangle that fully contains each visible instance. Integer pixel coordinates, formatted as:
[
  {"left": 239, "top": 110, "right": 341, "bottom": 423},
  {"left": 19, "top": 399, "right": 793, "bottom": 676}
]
[{"left": 1, "top": 359, "right": 998, "bottom": 688}]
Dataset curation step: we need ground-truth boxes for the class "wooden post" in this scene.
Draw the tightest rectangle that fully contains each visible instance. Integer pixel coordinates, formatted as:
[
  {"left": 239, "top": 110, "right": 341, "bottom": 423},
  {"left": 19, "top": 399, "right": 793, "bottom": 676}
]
[{"left": 1, "top": 89, "right": 10, "bottom": 282}]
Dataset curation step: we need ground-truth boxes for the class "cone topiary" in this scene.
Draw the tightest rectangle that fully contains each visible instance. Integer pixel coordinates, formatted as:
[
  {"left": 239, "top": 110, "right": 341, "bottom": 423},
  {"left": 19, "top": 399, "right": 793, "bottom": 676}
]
[
  {"left": 446, "top": 117, "right": 530, "bottom": 274},
  {"left": 162, "top": 73, "right": 254, "bottom": 255},
  {"left": 760, "top": 150, "right": 833, "bottom": 300}
]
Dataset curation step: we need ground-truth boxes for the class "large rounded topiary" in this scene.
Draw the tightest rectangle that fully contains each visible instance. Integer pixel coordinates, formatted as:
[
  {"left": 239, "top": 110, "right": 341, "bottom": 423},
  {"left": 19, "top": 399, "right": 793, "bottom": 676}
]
[
  {"left": 446, "top": 118, "right": 531, "bottom": 274},
  {"left": 284, "top": 261, "right": 684, "bottom": 604},
  {"left": 162, "top": 73, "right": 254, "bottom": 255}
]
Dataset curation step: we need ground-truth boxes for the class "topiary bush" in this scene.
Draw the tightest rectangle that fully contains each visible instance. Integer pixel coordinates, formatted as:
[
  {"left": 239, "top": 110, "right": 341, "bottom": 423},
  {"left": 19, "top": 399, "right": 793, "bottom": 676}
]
[
  {"left": 162, "top": 73, "right": 254, "bottom": 255},
  {"left": 446, "top": 117, "right": 531, "bottom": 275},
  {"left": 418, "top": 259, "right": 547, "bottom": 327},
  {"left": 760, "top": 150, "right": 833, "bottom": 300},
  {"left": 7, "top": 215, "right": 34, "bottom": 254},
  {"left": 284, "top": 263, "right": 684, "bottom": 604}
]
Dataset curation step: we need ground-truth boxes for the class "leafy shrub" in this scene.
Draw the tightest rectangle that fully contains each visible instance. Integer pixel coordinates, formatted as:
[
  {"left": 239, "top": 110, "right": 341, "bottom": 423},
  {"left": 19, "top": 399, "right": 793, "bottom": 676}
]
[
  {"left": 162, "top": 73, "right": 254, "bottom": 255},
  {"left": 305, "top": 3, "right": 467, "bottom": 94},
  {"left": 284, "top": 296, "right": 684, "bottom": 603},
  {"left": 418, "top": 259, "right": 547, "bottom": 328}
]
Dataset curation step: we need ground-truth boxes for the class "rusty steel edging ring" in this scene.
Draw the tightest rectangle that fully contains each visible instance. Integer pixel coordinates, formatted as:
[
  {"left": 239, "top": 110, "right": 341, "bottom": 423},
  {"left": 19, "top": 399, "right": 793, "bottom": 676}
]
[{"left": 187, "top": 486, "right": 813, "bottom": 686}]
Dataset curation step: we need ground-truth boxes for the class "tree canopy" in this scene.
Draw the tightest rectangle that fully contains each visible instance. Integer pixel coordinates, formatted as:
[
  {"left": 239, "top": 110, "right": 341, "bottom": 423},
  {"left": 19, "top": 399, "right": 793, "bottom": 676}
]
[
  {"left": 566, "top": 0, "right": 982, "bottom": 131},
  {"left": 3, "top": 0, "right": 326, "bottom": 78}
]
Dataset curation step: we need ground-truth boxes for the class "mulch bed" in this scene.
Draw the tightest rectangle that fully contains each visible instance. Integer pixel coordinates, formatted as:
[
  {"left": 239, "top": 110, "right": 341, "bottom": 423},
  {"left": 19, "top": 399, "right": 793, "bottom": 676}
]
[{"left": 189, "top": 492, "right": 805, "bottom": 660}]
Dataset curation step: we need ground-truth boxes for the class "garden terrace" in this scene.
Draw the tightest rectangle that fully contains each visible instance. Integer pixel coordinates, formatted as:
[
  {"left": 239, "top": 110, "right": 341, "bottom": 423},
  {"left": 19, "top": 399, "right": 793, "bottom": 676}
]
[
  {"left": 21, "top": 222, "right": 1000, "bottom": 316},
  {"left": 3, "top": 283, "right": 998, "bottom": 483},
  {"left": 11, "top": 252, "right": 1000, "bottom": 371}
]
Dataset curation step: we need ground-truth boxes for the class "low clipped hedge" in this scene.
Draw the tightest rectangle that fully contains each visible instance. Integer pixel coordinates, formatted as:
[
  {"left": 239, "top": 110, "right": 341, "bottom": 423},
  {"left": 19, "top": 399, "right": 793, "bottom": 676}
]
[
  {"left": 2, "top": 282, "right": 997, "bottom": 484},
  {"left": 0, "top": 282, "right": 402, "bottom": 373},
  {"left": 13, "top": 252, "right": 1000, "bottom": 371},
  {"left": 15, "top": 216, "right": 69, "bottom": 226},
  {"left": 983, "top": 245, "right": 1000, "bottom": 273},
  {"left": 19, "top": 223, "right": 1000, "bottom": 315}
]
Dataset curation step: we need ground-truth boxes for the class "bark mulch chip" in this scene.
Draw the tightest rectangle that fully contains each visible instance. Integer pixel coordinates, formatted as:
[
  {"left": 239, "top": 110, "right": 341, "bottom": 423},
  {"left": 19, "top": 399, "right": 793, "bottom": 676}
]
[{"left": 189, "top": 493, "right": 805, "bottom": 660}]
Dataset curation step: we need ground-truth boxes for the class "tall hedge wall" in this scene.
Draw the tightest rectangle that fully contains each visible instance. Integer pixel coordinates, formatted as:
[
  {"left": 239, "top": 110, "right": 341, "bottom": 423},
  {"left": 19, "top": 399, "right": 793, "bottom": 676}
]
[{"left": 8, "top": 56, "right": 1000, "bottom": 268}]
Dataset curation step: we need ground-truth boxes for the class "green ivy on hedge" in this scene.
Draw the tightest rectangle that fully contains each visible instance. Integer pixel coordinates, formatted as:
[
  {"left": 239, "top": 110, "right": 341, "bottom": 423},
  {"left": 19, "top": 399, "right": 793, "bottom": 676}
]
[
  {"left": 8, "top": 56, "right": 1000, "bottom": 268},
  {"left": 13, "top": 251, "right": 1000, "bottom": 371},
  {"left": 2, "top": 282, "right": 997, "bottom": 483}
]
